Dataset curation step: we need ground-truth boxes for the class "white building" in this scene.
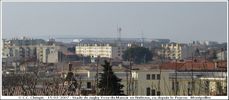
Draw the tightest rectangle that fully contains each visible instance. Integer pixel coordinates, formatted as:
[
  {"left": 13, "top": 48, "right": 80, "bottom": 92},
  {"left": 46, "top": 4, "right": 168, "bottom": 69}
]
[
  {"left": 132, "top": 69, "right": 173, "bottom": 96},
  {"left": 75, "top": 43, "right": 126, "bottom": 60},
  {"left": 216, "top": 50, "right": 227, "bottom": 61},
  {"left": 161, "top": 43, "right": 193, "bottom": 60}
]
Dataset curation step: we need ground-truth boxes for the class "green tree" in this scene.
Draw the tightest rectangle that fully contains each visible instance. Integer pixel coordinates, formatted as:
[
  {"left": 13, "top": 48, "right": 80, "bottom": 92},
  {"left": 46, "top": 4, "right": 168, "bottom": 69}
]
[
  {"left": 98, "top": 60, "right": 124, "bottom": 95},
  {"left": 122, "top": 47, "right": 153, "bottom": 64}
]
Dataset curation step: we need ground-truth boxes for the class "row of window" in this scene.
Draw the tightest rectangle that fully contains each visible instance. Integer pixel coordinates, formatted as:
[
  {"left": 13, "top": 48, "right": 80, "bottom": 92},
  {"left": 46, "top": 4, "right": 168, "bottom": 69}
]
[
  {"left": 77, "top": 47, "right": 112, "bottom": 49},
  {"left": 78, "top": 54, "right": 112, "bottom": 57},
  {"left": 78, "top": 44, "right": 111, "bottom": 46},
  {"left": 146, "top": 87, "right": 160, "bottom": 96},
  {"left": 76, "top": 48, "right": 112, "bottom": 50},
  {"left": 146, "top": 74, "right": 160, "bottom": 80},
  {"left": 77, "top": 50, "right": 111, "bottom": 53}
]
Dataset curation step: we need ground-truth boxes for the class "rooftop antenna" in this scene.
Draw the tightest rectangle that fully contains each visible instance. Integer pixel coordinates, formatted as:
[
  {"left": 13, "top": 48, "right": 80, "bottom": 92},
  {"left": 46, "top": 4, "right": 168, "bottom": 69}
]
[
  {"left": 141, "top": 30, "right": 144, "bottom": 47},
  {"left": 117, "top": 24, "right": 122, "bottom": 42}
]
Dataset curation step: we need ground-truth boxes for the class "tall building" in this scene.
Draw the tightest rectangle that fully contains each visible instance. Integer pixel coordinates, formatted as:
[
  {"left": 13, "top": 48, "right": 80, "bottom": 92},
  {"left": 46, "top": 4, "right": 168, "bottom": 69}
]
[
  {"left": 161, "top": 43, "right": 182, "bottom": 60},
  {"left": 161, "top": 43, "right": 193, "bottom": 60},
  {"left": 2, "top": 38, "right": 61, "bottom": 63},
  {"left": 9, "top": 37, "right": 45, "bottom": 46},
  {"left": 2, "top": 45, "right": 37, "bottom": 61},
  {"left": 36, "top": 44, "right": 61, "bottom": 63}
]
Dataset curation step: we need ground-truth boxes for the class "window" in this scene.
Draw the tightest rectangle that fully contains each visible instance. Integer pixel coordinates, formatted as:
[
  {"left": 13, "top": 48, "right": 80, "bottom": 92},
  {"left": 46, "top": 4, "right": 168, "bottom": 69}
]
[
  {"left": 176, "top": 82, "right": 179, "bottom": 92},
  {"left": 188, "top": 88, "right": 191, "bottom": 96},
  {"left": 157, "top": 91, "right": 161, "bottom": 96},
  {"left": 157, "top": 74, "right": 160, "bottom": 80},
  {"left": 146, "top": 87, "right": 150, "bottom": 96},
  {"left": 172, "top": 81, "right": 179, "bottom": 93},
  {"left": 216, "top": 82, "right": 222, "bottom": 94},
  {"left": 204, "top": 81, "right": 209, "bottom": 93},
  {"left": 146, "top": 74, "right": 150, "bottom": 80},
  {"left": 172, "top": 81, "right": 175, "bottom": 91},
  {"left": 151, "top": 89, "right": 156, "bottom": 96},
  {"left": 188, "top": 82, "right": 191, "bottom": 95},
  {"left": 87, "top": 82, "right": 91, "bottom": 88},
  {"left": 188, "top": 81, "right": 195, "bottom": 95},
  {"left": 152, "top": 74, "right": 155, "bottom": 80}
]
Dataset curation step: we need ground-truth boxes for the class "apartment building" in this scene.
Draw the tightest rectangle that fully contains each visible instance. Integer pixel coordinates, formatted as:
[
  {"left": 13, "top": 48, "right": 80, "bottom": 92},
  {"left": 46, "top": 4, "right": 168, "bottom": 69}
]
[
  {"left": 2, "top": 37, "right": 45, "bottom": 60},
  {"left": 161, "top": 43, "right": 193, "bottom": 60},
  {"left": 2, "top": 45, "right": 37, "bottom": 61},
  {"left": 2, "top": 38, "right": 60, "bottom": 63},
  {"left": 36, "top": 44, "right": 61, "bottom": 63},
  {"left": 75, "top": 43, "right": 126, "bottom": 60}
]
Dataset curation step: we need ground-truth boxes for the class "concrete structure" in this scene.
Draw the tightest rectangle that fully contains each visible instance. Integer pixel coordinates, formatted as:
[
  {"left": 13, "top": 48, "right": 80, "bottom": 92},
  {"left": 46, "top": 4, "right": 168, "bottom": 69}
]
[
  {"left": 161, "top": 43, "right": 193, "bottom": 60},
  {"left": 56, "top": 58, "right": 227, "bottom": 96},
  {"left": 61, "top": 65, "right": 227, "bottom": 96},
  {"left": 2, "top": 37, "right": 60, "bottom": 63},
  {"left": 2, "top": 45, "right": 37, "bottom": 61},
  {"left": 2, "top": 38, "right": 45, "bottom": 61},
  {"left": 217, "top": 50, "right": 227, "bottom": 61},
  {"left": 36, "top": 44, "right": 61, "bottom": 63},
  {"left": 161, "top": 43, "right": 182, "bottom": 59},
  {"left": 7, "top": 37, "right": 45, "bottom": 46},
  {"left": 60, "top": 65, "right": 131, "bottom": 95},
  {"left": 169, "top": 71, "right": 227, "bottom": 96},
  {"left": 132, "top": 69, "right": 173, "bottom": 96},
  {"left": 75, "top": 43, "right": 126, "bottom": 60}
]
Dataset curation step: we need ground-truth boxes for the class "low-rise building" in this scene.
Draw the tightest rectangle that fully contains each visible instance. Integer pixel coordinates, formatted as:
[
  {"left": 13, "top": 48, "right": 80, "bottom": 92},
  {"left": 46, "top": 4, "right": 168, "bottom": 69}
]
[
  {"left": 161, "top": 60, "right": 227, "bottom": 96},
  {"left": 57, "top": 59, "right": 227, "bottom": 96}
]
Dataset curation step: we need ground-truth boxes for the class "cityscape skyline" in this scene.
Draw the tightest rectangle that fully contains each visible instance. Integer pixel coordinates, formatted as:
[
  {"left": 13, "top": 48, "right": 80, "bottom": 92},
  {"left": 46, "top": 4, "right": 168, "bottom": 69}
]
[
  {"left": 2, "top": 36, "right": 227, "bottom": 44},
  {"left": 3, "top": 2, "right": 227, "bottom": 43},
  {"left": 1, "top": 1, "right": 228, "bottom": 98}
]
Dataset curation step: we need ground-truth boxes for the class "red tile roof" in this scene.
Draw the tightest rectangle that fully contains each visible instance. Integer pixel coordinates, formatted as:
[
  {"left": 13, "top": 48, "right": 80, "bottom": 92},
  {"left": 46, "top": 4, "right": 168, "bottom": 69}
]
[
  {"left": 161, "top": 60, "right": 227, "bottom": 71},
  {"left": 62, "top": 51, "right": 76, "bottom": 56}
]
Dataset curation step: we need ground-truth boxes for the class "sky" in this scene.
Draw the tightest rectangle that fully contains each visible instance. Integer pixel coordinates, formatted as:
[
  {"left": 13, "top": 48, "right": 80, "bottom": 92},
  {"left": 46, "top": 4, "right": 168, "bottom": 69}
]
[{"left": 2, "top": 2, "right": 227, "bottom": 43}]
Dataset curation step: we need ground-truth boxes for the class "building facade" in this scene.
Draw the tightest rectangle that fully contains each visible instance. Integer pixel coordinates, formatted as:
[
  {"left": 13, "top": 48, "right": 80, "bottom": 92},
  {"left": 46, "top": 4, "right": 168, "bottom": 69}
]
[
  {"left": 217, "top": 50, "right": 227, "bottom": 61},
  {"left": 75, "top": 43, "right": 125, "bottom": 60},
  {"left": 161, "top": 43, "right": 182, "bottom": 59},
  {"left": 161, "top": 43, "right": 193, "bottom": 60},
  {"left": 36, "top": 44, "right": 61, "bottom": 63}
]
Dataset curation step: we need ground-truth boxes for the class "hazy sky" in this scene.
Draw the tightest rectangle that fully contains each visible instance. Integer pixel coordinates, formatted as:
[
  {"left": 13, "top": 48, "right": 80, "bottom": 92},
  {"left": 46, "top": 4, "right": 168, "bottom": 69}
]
[{"left": 2, "top": 2, "right": 227, "bottom": 43}]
